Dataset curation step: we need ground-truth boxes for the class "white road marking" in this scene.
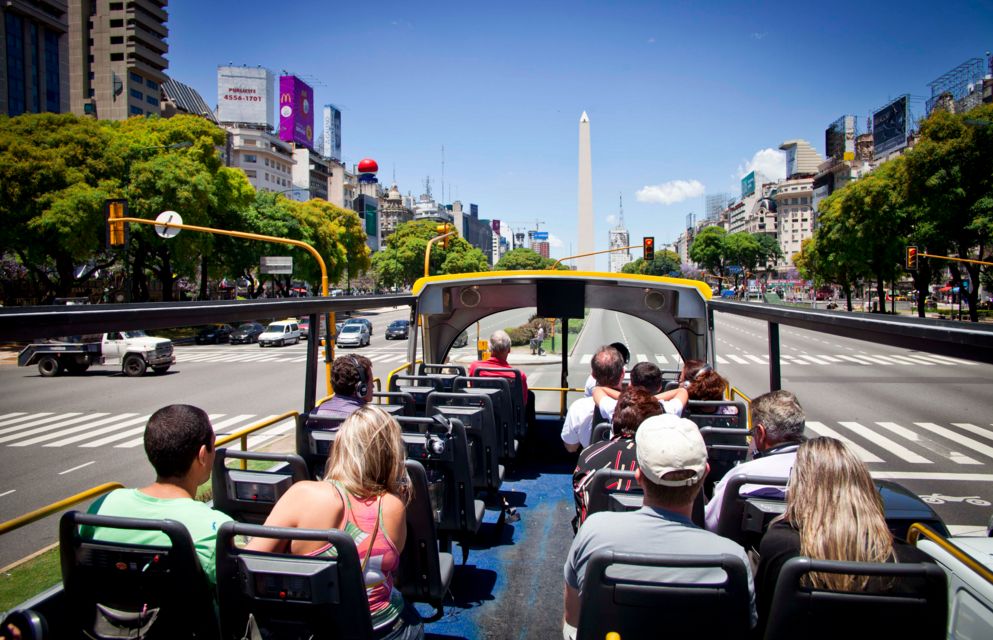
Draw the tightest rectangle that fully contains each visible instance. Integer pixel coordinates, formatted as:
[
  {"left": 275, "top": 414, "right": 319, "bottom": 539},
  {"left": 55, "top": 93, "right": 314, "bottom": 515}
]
[
  {"left": 10, "top": 413, "right": 133, "bottom": 447},
  {"left": 726, "top": 354, "right": 749, "bottom": 364},
  {"left": 875, "top": 422, "right": 981, "bottom": 465},
  {"left": 898, "top": 355, "right": 937, "bottom": 366},
  {"left": 210, "top": 415, "right": 257, "bottom": 434},
  {"left": 914, "top": 422, "right": 993, "bottom": 459},
  {"left": 58, "top": 461, "right": 95, "bottom": 475},
  {"left": 85, "top": 413, "right": 221, "bottom": 449},
  {"left": 635, "top": 354, "right": 648, "bottom": 363},
  {"left": 872, "top": 471, "right": 993, "bottom": 482},
  {"left": 0, "top": 413, "right": 108, "bottom": 444},
  {"left": 794, "top": 354, "right": 830, "bottom": 365},
  {"left": 836, "top": 355, "right": 872, "bottom": 365},
  {"left": 745, "top": 355, "right": 766, "bottom": 364},
  {"left": 655, "top": 355, "right": 669, "bottom": 364},
  {"left": 0, "top": 490, "right": 15, "bottom": 498},
  {"left": 780, "top": 355, "right": 806, "bottom": 365},
  {"left": 837, "top": 422, "right": 931, "bottom": 463},
  {"left": 45, "top": 415, "right": 150, "bottom": 447},
  {"left": 0, "top": 413, "right": 26, "bottom": 422},
  {"left": 0, "top": 413, "right": 80, "bottom": 437},
  {"left": 952, "top": 423, "right": 993, "bottom": 443},
  {"left": 805, "top": 421, "right": 883, "bottom": 463},
  {"left": 580, "top": 354, "right": 592, "bottom": 365},
  {"left": 858, "top": 355, "right": 895, "bottom": 366}
]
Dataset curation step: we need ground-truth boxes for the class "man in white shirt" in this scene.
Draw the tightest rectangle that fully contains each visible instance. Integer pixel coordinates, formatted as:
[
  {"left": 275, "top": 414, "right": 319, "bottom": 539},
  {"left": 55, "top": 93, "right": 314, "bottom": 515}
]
[
  {"left": 561, "top": 346, "right": 625, "bottom": 452},
  {"left": 704, "top": 390, "right": 806, "bottom": 532}
]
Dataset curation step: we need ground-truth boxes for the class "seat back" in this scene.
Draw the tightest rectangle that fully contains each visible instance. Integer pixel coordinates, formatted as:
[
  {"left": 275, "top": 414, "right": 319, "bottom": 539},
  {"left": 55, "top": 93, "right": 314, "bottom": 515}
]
[
  {"left": 471, "top": 366, "right": 527, "bottom": 438},
  {"left": 590, "top": 422, "right": 613, "bottom": 444},
  {"left": 585, "top": 469, "right": 641, "bottom": 518},
  {"left": 763, "top": 556, "right": 948, "bottom": 640},
  {"left": 211, "top": 448, "right": 309, "bottom": 523},
  {"left": 215, "top": 523, "right": 373, "bottom": 640},
  {"left": 396, "top": 460, "right": 454, "bottom": 616},
  {"left": 388, "top": 375, "right": 444, "bottom": 414},
  {"left": 697, "top": 425, "right": 750, "bottom": 494},
  {"left": 297, "top": 412, "right": 346, "bottom": 478},
  {"left": 418, "top": 363, "right": 467, "bottom": 391},
  {"left": 714, "top": 474, "right": 789, "bottom": 547},
  {"left": 59, "top": 510, "right": 219, "bottom": 640},
  {"left": 371, "top": 391, "right": 416, "bottom": 416},
  {"left": 426, "top": 391, "right": 502, "bottom": 492},
  {"left": 454, "top": 376, "right": 517, "bottom": 459},
  {"left": 0, "top": 609, "right": 47, "bottom": 640},
  {"left": 395, "top": 415, "right": 482, "bottom": 536},
  {"left": 576, "top": 551, "right": 752, "bottom": 640}
]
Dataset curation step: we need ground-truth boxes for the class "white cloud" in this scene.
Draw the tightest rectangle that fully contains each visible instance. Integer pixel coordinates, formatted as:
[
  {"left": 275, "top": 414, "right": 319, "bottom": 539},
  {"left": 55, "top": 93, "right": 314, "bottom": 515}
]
[
  {"left": 547, "top": 233, "right": 564, "bottom": 249},
  {"left": 636, "top": 180, "right": 706, "bottom": 206},
  {"left": 737, "top": 148, "right": 786, "bottom": 181}
]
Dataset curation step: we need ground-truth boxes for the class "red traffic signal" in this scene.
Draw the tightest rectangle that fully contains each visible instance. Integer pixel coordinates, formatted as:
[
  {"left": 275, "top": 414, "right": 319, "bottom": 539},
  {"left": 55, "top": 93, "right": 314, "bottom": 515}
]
[
  {"left": 643, "top": 236, "right": 655, "bottom": 262},
  {"left": 906, "top": 246, "right": 918, "bottom": 271}
]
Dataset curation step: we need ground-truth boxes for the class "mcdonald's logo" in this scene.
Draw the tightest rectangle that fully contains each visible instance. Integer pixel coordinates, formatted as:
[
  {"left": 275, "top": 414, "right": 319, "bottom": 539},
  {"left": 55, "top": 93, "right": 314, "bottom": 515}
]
[{"left": 280, "top": 92, "right": 292, "bottom": 103}]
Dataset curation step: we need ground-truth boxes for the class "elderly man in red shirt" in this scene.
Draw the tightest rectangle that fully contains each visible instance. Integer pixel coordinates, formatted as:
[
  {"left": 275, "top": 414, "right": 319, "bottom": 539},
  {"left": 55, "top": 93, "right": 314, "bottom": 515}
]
[{"left": 468, "top": 329, "right": 532, "bottom": 420}]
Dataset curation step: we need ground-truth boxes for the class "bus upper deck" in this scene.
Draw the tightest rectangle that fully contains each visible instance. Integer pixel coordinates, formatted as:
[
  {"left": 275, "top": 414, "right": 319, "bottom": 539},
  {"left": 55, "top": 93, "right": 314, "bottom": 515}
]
[{"left": 1, "top": 271, "right": 992, "bottom": 639}]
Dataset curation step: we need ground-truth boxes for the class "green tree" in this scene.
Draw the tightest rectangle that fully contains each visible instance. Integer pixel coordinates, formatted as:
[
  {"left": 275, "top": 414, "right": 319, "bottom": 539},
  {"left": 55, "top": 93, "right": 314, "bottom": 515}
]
[
  {"left": 494, "top": 247, "right": 557, "bottom": 270},
  {"left": 373, "top": 219, "right": 488, "bottom": 288},
  {"left": 808, "top": 189, "right": 870, "bottom": 311},
  {"left": 689, "top": 226, "right": 728, "bottom": 281},
  {"left": 753, "top": 233, "right": 783, "bottom": 278},
  {"left": 621, "top": 250, "right": 681, "bottom": 277}
]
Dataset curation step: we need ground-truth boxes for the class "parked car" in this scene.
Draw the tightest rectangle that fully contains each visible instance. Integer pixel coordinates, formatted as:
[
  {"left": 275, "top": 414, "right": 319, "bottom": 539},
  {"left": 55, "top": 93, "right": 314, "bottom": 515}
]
[
  {"left": 230, "top": 322, "right": 265, "bottom": 344},
  {"left": 195, "top": 324, "right": 234, "bottom": 345},
  {"left": 258, "top": 320, "right": 301, "bottom": 348},
  {"left": 385, "top": 320, "right": 409, "bottom": 340},
  {"left": 336, "top": 323, "right": 370, "bottom": 348},
  {"left": 453, "top": 331, "right": 469, "bottom": 348},
  {"left": 344, "top": 317, "right": 373, "bottom": 336}
]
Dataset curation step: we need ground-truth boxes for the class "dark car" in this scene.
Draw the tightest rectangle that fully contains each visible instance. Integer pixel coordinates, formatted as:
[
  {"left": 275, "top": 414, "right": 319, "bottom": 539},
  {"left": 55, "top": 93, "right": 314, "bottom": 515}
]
[
  {"left": 229, "top": 322, "right": 264, "bottom": 344},
  {"left": 344, "top": 318, "right": 373, "bottom": 336},
  {"left": 195, "top": 324, "right": 234, "bottom": 345},
  {"left": 453, "top": 331, "right": 469, "bottom": 348},
  {"left": 385, "top": 320, "right": 409, "bottom": 340}
]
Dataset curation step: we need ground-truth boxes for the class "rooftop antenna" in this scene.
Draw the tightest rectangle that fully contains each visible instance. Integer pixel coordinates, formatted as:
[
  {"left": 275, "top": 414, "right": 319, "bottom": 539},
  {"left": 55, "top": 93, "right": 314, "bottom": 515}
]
[
  {"left": 441, "top": 145, "right": 446, "bottom": 205},
  {"left": 619, "top": 192, "right": 624, "bottom": 227},
  {"left": 392, "top": 163, "right": 396, "bottom": 184}
]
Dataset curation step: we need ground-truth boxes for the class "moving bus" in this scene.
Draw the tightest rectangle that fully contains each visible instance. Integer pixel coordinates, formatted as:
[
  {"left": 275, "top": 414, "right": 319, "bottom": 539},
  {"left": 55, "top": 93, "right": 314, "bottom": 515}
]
[{"left": 1, "top": 271, "right": 991, "bottom": 638}]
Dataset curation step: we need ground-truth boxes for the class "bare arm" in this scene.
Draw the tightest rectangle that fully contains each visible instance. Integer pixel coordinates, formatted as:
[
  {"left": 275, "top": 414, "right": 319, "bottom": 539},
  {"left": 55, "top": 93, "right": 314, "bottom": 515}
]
[
  {"left": 563, "top": 583, "right": 581, "bottom": 631},
  {"left": 380, "top": 493, "right": 407, "bottom": 553},
  {"left": 245, "top": 481, "right": 341, "bottom": 554},
  {"left": 656, "top": 387, "right": 689, "bottom": 405},
  {"left": 592, "top": 386, "right": 621, "bottom": 403}
]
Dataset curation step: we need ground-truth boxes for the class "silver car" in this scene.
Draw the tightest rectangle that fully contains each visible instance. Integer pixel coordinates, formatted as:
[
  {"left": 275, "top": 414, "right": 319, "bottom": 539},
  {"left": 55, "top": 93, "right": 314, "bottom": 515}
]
[{"left": 335, "top": 323, "right": 370, "bottom": 348}]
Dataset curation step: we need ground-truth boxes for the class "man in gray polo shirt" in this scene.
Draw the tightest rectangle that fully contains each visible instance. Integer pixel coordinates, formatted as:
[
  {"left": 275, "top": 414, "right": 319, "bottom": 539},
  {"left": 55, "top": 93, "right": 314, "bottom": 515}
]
[{"left": 562, "top": 414, "right": 756, "bottom": 638}]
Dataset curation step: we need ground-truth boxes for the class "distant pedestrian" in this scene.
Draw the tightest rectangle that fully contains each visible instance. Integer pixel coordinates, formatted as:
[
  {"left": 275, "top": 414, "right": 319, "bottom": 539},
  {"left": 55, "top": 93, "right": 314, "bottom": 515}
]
[{"left": 536, "top": 325, "right": 545, "bottom": 355}]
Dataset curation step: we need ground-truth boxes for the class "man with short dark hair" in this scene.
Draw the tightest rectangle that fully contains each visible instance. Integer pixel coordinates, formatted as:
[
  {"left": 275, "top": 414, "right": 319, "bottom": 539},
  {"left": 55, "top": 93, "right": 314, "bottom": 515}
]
[
  {"left": 86, "top": 405, "right": 232, "bottom": 588},
  {"left": 704, "top": 390, "right": 806, "bottom": 531},
  {"left": 561, "top": 346, "right": 626, "bottom": 452},
  {"left": 316, "top": 355, "right": 374, "bottom": 418},
  {"left": 563, "top": 414, "right": 756, "bottom": 637}
]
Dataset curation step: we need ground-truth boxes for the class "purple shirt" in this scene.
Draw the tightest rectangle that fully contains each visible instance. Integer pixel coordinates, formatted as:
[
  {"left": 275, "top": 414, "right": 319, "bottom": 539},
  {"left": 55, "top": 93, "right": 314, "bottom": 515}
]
[{"left": 315, "top": 394, "right": 365, "bottom": 420}]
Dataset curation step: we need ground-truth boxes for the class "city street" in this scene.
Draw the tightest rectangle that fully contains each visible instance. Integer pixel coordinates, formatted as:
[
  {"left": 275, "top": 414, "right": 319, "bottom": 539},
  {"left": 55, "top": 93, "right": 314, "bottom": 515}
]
[{"left": 1, "top": 306, "right": 991, "bottom": 567}]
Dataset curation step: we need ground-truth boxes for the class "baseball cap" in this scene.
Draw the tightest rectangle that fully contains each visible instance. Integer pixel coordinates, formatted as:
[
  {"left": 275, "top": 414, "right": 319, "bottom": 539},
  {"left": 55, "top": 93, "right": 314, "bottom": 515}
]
[{"left": 635, "top": 414, "right": 708, "bottom": 487}]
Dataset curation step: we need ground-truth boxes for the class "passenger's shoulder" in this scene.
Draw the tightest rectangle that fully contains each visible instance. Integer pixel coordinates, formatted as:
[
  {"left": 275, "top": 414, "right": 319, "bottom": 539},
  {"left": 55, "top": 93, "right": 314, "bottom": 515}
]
[{"left": 893, "top": 539, "right": 936, "bottom": 565}]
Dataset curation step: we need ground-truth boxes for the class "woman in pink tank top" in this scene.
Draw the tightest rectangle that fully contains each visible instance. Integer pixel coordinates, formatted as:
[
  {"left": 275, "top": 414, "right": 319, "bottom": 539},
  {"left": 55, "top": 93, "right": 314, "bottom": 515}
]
[{"left": 247, "top": 405, "right": 423, "bottom": 639}]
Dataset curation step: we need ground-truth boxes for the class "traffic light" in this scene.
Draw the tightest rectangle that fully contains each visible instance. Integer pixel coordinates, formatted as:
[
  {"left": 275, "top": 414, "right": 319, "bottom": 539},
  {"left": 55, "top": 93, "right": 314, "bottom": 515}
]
[
  {"left": 905, "top": 245, "right": 918, "bottom": 271},
  {"left": 436, "top": 223, "right": 452, "bottom": 249},
  {"left": 643, "top": 236, "right": 655, "bottom": 262},
  {"left": 106, "top": 199, "right": 129, "bottom": 248}
]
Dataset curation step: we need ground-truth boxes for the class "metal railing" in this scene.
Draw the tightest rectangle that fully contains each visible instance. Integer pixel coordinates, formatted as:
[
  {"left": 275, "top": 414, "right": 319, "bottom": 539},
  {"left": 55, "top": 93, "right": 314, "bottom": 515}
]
[
  {"left": 908, "top": 522, "right": 993, "bottom": 585},
  {"left": 531, "top": 386, "right": 587, "bottom": 417},
  {"left": 0, "top": 482, "right": 124, "bottom": 536}
]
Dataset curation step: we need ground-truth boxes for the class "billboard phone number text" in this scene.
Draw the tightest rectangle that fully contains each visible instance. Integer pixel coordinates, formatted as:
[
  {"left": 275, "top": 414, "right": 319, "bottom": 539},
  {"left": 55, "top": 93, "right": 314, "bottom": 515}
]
[{"left": 222, "top": 94, "right": 264, "bottom": 102}]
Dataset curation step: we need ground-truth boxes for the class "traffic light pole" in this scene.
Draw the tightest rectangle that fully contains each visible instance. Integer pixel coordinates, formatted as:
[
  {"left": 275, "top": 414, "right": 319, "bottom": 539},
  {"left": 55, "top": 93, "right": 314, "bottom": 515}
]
[
  {"left": 424, "top": 231, "right": 456, "bottom": 277},
  {"left": 548, "top": 244, "right": 642, "bottom": 270}
]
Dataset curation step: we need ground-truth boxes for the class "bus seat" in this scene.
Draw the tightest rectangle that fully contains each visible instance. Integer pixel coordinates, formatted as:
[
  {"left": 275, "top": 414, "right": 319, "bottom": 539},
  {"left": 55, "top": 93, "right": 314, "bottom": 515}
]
[
  {"left": 0, "top": 609, "right": 47, "bottom": 640},
  {"left": 296, "top": 413, "right": 346, "bottom": 478},
  {"left": 685, "top": 400, "right": 747, "bottom": 430},
  {"left": 418, "top": 363, "right": 467, "bottom": 391},
  {"left": 395, "top": 415, "right": 484, "bottom": 542},
  {"left": 389, "top": 375, "right": 445, "bottom": 415},
  {"left": 397, "top": 460, "right": 454, "bottom": 620},
  {"left": 427, "top": 391, "right": 503, "bottom": 492},
  {"left": 763, "top": 556, "right": 948, "bottom": 640},
  {"left": 576, "top": 551, "right": 752, "bottom": 640},
  {"left": 211, "top": 449, "right": 309, "bottom": 523},
  {"left": 590, "top": 423, "right": 612, "bottom": 444},
  {"left": 372, "top": 390, "right": 416, "bottom": 416},
  {"left": 470, "top": 366, "right": 527, "bottom": 439},
  {"left": 713, "top": 474, "right": 789, "bottom": 548},
  {"left": 585, "top": 469, "right": 641, "bottom": 518},
  {"left": 59, "top": 510, "right": 219, "bottom": 640},
  {"left": 215, "top": 523, "right": 374, "bottom": 640},
  {"left": 696, "top": 425, "right": 750, "bottom": 495},
  {"left": 453, "top": 376, "right": 518, "bottom": 460}
]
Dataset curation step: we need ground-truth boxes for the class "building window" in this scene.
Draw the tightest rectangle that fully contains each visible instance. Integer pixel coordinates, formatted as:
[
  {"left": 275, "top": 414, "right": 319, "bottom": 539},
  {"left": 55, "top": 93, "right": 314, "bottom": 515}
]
[
  {"left": 129, "top": 71, "right": 142, "bottom": 83},
  {"left": 145, "top": 79, "right": 158, "bottom": 90},
  {"left": 130, "top": 105, "right": 143, "bottom": 115},
  {"left": 264, "top": 158, "right": 270, "bottom": 167},
  {"left": 243, "top": 139, "right": 256, "bottom": 146},
  {"left": 110, "top": 19, "right": 124, "bottom": 27},
  {"left": 28, "top": 23, "right": 40, "bottom": 112},
  {"left": 44, "top": 29, "right": 60, "bottom": 112},
  {"left": 110, "top": 52, "right": 124, "bottom": 61},
  {"left": 109, "top": 2, "right": 124, "bottom": 9},
  {"left": 110, "top": 35, "right": 124, "bottom": 44},
  {"left": 243, "top": 154, "right": 257, "bottom": 163},
  {"left": 130, "top": 88, "right": 143, "bottom": 100},
  {"left": 145, "top": 94, "right": 157, "bottom": 106},
  {"left": 5, "top": 12, "right": 26, "bottom": 115}
]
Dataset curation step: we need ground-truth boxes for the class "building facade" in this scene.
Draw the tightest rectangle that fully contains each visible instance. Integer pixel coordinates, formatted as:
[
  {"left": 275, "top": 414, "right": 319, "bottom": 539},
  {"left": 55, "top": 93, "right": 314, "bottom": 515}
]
[
  {"left": 291, "top": 146, "right": 330, "bottom": 202},
  {"left": 225, "top": 126, "right": 295, "bottom": 193},
  {"left": 608, "top": 224, "right": 632, "bottom": 272},
  {"left": 379, "top": 183, "right": 412, "bottom": 237},
  {"left": 774, "top": 176, "right": 814, "bottom": 269},
  {"left": 69, "top": 0, "right": 168, "bottom": 120},
  {"left": 1, "top": 0, "right": 69, "bottom": 116}
]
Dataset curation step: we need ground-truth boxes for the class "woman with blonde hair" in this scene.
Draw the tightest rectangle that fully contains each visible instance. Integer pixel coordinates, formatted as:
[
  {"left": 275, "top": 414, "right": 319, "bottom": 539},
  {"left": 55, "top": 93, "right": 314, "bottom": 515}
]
[
  {"left": 247, "top": 404, "right": 423, "bottom": 639},
  {"left": 755, "top": 437, "right": 933, "bottom": 624}
]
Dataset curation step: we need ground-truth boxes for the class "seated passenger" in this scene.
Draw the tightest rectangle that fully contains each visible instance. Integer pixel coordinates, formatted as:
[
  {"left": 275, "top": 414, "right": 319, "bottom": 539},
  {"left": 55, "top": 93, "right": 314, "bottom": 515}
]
[
  {"left": 704, "top": 390, "right": 805, "bottom": 531},
  {"left": 572, "top": 387, "right": 662, "bottom": 530},
  {"left": 85, "top": 404, "right": 232, "bottom": 589},
  {"left": 561, "top": 346, "right": 625, "bottom": 452},
  {"left": 583, "top": 342, "right": 629, "bottom": 395},
  {"left": 469, "top": 329, "right": 529, "bottom": 407},
  {"left": 755, "top": 437, "right": 936, "bottom": 630},
  {"left": 682, "top": 363, "right": 736, "bottom": 413},
  {"left": 315, "top": 355, "right": 374, "bottom": 419},
  {"left": 592, "top": 361, "right": 689, "bottom": 420},
  {"left": 246, "top": 405, "right": 423, "bottom": 639},
  {"left": 563, "top": 414, "right": 757, "bottom": 637}
]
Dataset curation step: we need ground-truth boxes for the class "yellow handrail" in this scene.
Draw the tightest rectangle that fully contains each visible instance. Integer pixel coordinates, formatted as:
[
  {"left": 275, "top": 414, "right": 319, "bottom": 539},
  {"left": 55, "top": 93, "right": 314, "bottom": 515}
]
[
  {"left": 729, "top": 386, "right": 752, "bottom": 430},
  {"left": 530, "top": 386, "right": 586, "bottom": 417},
  {"left": 385, "top": 360, "right": 421, "bottom": 392},
  {"left": 908, "top": 523, "right": 993, "bottom": 585},
  {"left": 216, "top": 411, "right": 299, "bottom": 469},
  {"left": 0, "top": 482, "right": 124, "bottom": 536}
]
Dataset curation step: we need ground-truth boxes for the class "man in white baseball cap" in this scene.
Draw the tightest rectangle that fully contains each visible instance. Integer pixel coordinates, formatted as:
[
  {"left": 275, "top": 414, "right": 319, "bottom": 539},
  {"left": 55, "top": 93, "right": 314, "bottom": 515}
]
[{"left": 562, "top": 414, "right": 756, "bottom": 638}]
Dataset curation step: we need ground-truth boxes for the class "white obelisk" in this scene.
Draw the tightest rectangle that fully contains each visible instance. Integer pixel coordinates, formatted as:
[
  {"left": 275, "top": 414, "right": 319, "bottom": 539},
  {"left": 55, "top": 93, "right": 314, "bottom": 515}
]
[{"left": 577, "top": 111, "right": 595, "bottom": 271}]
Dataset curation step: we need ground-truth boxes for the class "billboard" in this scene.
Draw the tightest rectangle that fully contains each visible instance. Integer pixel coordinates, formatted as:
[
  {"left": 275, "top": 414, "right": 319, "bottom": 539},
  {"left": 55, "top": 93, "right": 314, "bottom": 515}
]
[
  {"left": 491, "top": 220, "right": 501, "bottom": 235},
  {"left": 533, "top": 231, "right": 549, "bottom": 241},
  {"left": 217, "top": 66, "right": 274, "bottom": 127},
  {"left": 825, "top": 115, "right": 856, "bottom": 162},
  {"left": 741, "top": 171, "right": 756, "bottom": 198},
  {"left": 872, "top": 96, "right": 909, "bottom": 158},
  {"left": 279, "top": 75, "right": 314, "bottom": 148},
  {"left": 322, "top": 104, "right": 341, "bottom": 161}
]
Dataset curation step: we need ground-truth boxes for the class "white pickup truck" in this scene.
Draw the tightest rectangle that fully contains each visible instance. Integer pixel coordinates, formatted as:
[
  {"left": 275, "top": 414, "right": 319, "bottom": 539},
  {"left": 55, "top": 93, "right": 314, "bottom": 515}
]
[{"left": 17, "top": 331, "right": 175, "bottom": 377}]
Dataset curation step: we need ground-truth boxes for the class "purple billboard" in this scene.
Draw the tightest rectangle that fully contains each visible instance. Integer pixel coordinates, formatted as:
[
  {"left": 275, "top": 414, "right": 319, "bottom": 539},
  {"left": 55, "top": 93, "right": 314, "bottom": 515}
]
[{"left": 279, "top": 75, "right": 314, "bottom": 148}]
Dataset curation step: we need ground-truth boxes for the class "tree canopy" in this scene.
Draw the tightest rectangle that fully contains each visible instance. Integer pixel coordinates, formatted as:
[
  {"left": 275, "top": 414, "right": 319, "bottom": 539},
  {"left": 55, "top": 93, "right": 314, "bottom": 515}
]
[
  {"left": 493, "top": 247, "right": 560, "bottom": 271},
  {"left": 371, "top": 219, "right": 489, "bottom": 289}
]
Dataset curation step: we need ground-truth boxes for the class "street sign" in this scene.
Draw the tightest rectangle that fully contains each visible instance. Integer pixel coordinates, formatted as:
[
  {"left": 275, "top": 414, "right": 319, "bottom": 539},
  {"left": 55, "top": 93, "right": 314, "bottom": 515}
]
[
  {"left": 261, "top": 256, "right": 293, "bottom": 275},
  {"left": 154, "top": 211, "right": 182, "bottom": 238}
]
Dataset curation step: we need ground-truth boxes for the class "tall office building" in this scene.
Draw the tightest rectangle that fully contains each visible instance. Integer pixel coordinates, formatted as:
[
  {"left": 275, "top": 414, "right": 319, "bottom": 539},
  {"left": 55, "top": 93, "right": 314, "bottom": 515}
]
[
  {"left": 69, "top": 0, "right": 168, "bottom": 120},
  {"left": 577, "top": 111, "right": 595, "bottom": 271},
  {"left": 0, "top": 0, "right": 69, "bottom": 116}
]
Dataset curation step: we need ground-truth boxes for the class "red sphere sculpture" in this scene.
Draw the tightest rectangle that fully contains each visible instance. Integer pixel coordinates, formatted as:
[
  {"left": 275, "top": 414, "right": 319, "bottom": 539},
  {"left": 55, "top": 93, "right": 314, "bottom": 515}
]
[{"left": 357, "top": 158, "right": 379, "bottom": 173}]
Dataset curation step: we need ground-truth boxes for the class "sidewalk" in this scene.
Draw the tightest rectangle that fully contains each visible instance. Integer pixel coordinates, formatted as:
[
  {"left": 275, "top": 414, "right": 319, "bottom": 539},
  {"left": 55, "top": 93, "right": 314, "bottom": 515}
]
[{"left": 451, "top": 347, "right": 562, "bottom": 366}]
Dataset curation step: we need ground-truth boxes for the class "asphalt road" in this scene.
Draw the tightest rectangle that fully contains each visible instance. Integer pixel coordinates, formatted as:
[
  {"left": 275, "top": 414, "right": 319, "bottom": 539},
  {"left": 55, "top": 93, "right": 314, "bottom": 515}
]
[{"left": 1, "top": 306, "right": 991, "bottom": 567}]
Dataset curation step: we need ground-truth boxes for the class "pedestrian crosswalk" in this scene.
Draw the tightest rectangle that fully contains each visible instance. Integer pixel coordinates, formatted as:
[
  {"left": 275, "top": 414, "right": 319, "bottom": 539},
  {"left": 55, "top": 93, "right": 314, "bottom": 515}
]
[
  {"left": 1, "top": 410, "right": 992, "bottom": 471},
  {"left": 575, "top": 351, "right": 977, "bottom": 368}
]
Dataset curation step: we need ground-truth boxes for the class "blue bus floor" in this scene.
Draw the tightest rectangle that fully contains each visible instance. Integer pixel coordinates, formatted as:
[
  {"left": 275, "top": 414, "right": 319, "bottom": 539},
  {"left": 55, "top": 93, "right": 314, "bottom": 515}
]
[{"left": 420, "top": 461, "right": 577, "bottom": 640}]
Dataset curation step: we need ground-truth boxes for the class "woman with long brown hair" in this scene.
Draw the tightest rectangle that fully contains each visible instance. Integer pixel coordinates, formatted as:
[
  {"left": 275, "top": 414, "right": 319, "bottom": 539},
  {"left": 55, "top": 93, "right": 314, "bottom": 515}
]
[{"left": 247, "top": 405, "right": 422, "bottom": 639}]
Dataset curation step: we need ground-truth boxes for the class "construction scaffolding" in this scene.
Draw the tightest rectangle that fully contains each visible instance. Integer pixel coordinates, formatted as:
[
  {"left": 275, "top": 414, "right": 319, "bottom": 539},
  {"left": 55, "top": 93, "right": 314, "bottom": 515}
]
[{"left": 926, "top": 57, "right": 986, "bottom": 115}]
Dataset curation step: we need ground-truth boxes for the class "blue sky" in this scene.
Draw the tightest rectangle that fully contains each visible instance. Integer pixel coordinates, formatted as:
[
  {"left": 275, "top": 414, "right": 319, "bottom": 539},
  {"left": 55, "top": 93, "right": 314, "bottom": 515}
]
[{"left": 168, "top": 0, "right": 992, "bottom": 268}]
